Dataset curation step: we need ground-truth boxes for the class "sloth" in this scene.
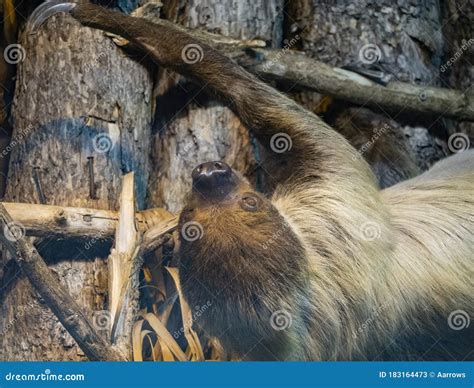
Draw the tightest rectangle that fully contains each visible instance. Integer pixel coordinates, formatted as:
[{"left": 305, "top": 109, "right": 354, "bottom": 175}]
[{"left": 34, "top": 3, "right": 473, "bottom": 361}]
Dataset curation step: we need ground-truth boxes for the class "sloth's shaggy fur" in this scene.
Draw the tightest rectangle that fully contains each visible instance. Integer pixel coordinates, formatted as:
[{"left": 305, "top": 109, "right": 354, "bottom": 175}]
[{"left": 68, "top": 3, "right": 473, "bottom": 360}]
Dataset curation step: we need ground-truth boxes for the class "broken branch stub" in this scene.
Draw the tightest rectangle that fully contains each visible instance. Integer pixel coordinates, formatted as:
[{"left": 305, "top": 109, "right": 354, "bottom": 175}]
[{"left": 108, "top": 172, "right": 142, "bottom": 348}]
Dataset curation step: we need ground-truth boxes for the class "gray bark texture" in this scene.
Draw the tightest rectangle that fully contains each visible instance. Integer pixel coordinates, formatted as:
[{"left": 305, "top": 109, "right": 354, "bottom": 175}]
[
  {"left": 284, "top": 0, "right": 448, "bottom": 186},
  {"left": 441, "top": 0, "right": 473, "bottom": 149},
  {"left": 0, "top": 203, "right": 125, "bottom": 361},
  {"left": 0, "top": 12, "right": 152, "bottom": 360},
  {"left": 147, "top": 0, "right": 284, "bottom": 212}
]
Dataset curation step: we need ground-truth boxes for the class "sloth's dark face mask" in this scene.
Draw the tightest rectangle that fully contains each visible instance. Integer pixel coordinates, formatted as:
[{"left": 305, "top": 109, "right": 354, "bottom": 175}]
[
  {"left": 179, "top": 161, "right": 277, "bottom": 236},
  {"left": 177, "top": 161, "right": 298, "bottom": 262}
]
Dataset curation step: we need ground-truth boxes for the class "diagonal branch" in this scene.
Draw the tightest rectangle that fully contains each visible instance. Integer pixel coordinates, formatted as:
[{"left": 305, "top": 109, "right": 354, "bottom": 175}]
[
  {"left": 0, "top": 202, "right": 126, "bottom": 361},
  {"left": 234, "top": 47, "right": 474, "bottom": 121}
]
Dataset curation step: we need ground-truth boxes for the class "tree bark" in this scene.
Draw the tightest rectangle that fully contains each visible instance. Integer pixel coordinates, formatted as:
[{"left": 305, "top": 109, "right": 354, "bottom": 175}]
[
  {"left": 0, "top": 203, "right": 125, "bottom": 361},
  {"left": 0, "top": 12, "right": 152, "bottom": 360},
  {"left": 284, "top": 0, "right": 447, "bottom": 185},
  {"left": 147, "top": 0, "right": 284, "bottom": 211},
  {"left": 441, "top": 0, "right": 473, "bottom": 151}
]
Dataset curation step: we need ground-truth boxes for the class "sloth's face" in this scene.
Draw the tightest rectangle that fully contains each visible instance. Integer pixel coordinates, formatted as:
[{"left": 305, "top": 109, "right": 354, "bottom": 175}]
[
  {"left": 179, "top": 161, "right": 282, "bottom": 244},
  {"left": 178, "top": 160, "right": 303, "bottom": 264},
  {"left": 177, "top": 161, "right": 306, "bottom": 345}
]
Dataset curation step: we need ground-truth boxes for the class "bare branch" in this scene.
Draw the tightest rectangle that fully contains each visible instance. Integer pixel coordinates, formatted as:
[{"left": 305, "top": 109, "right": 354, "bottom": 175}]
[
  {"left": 1, "top": 202, "right": 178, "bottom": 255},
  {"left": 109, "top": 173, "right": 141, "bottom": 350},
  {"left": 139, "top": 215, "right": 179, "bottom": 255},
  {"left": 235, "top": 47, "right": 474, "bottom": 121}
]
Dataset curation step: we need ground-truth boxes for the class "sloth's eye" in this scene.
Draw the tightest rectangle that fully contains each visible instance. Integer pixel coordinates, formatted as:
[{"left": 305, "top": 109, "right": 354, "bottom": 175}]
[
  {"left": 182, "top": 208, "right": 194, "bottom": 218},
  {"left": 239, "top": 193, "right": 260, "bottom": 212}
]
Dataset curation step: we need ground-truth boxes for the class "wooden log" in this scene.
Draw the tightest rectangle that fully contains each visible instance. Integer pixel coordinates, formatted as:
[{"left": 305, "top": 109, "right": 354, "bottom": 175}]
[
  {"left": 2, "top": 202, "right": 120, "bottom": 239},
  {"left": 282, "top": 0, "right": 432, "bottom": 186},
  {"left": 0, "top": 203, "right": 125, "bottom": 361},
  {"left": 225, "top": 48, "right": 474, "bottom": 122},
  {"left": 0, "top": 201, "right": 178, "bottom": 255}
]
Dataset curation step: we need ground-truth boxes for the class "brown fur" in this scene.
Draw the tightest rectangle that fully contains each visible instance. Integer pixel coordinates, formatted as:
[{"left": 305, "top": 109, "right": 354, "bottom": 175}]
[
  {"left": 68, "top": 4, "right": 473, "bottom": 360},
  {"left": 329, "top": 107, "right": 421, "bottom": 188}
]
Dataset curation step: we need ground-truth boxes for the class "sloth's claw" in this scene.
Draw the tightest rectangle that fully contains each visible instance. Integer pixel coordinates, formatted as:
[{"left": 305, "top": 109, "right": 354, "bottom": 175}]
[{"left": 28, "top": 1, "right": 77, "bottom": 35}]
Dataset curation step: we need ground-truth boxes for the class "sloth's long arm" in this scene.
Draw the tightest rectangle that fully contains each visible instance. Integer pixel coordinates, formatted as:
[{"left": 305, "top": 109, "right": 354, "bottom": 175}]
[{"left": 30, "top": 2, "right": 374, "bottom": 187}]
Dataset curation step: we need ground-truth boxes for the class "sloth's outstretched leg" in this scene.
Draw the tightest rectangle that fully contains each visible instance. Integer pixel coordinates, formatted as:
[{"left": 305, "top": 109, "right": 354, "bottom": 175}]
[{"left": 29, "top": 2, "right": 377, "bottom": 192}]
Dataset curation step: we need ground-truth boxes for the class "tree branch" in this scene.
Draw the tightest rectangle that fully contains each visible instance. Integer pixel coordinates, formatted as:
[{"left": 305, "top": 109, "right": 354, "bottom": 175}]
[
  {"left": 0, "top": 203, "right": 125, "bottom": 361},
  {"left": 235, "top": 47, "right": 474, "bottom": 121},
  {"left": 1, "top": 202, "right": 178, "bottom": 255},
  {"left": 109, "top": 173, "right": 141, "bottom": 349}
]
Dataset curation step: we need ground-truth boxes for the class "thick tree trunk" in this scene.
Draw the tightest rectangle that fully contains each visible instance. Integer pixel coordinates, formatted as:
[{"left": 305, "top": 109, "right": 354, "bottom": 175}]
[
  {"left": 284, "top": 0, "right": 446, "bottom": 185},
  {"left": 0, "top": 13, "right": 152, "bottom": 360},
  {"left": 441, "top": 0, "right": 473, "bottom": 150},
  {"left": 147, "top": 0, "right": 284, "bottom": 211}
]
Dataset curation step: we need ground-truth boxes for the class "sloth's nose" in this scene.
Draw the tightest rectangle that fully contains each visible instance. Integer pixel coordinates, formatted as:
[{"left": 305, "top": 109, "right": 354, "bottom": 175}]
[{"left": 192, "top": 161, "right": 236, "bottom": 199}]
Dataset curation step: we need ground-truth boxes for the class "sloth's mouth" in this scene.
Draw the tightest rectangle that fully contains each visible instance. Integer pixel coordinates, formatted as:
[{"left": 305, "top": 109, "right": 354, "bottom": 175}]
[{"left": 191, "top": 161, "right": 238, "bottom": 201}]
